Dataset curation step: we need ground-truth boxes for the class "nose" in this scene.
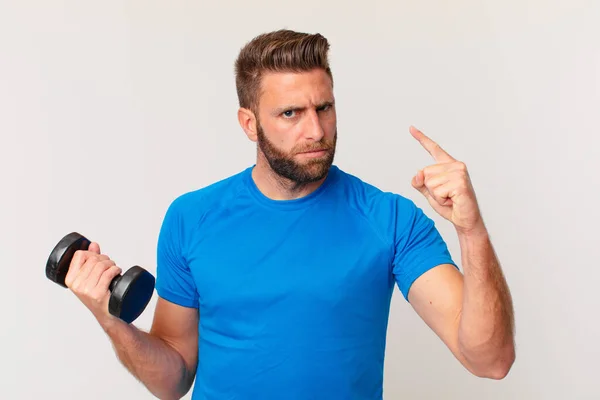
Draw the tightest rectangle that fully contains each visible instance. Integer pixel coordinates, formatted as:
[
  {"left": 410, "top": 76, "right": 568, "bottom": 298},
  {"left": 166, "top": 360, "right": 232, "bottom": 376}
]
[{"left": 304, "top": 109, "right": 325, "bottom": 141}]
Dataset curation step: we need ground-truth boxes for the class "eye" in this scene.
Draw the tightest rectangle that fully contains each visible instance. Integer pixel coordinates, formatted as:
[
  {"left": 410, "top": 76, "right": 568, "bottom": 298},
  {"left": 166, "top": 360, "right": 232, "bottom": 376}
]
[{"left": 282, "top": 110, "right": 297, "bottom": 119}]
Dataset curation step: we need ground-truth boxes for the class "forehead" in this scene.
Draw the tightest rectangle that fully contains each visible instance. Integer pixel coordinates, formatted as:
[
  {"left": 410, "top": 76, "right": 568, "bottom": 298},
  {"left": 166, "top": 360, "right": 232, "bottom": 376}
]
[{"left": 258, "top": 69, "right": 333, "bottom": 108}]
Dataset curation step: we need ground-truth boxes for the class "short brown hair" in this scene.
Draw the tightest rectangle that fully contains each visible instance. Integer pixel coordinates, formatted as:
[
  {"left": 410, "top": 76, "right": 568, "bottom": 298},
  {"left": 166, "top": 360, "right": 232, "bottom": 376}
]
[{"left": 234, "top": 29, "right": 333, "bottom": 113}]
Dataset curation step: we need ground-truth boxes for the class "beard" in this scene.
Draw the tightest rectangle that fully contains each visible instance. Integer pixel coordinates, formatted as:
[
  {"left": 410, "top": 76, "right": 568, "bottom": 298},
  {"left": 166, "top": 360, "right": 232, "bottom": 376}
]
[{"left": 256, "top": 123, "right": 337, "bottom": 185}]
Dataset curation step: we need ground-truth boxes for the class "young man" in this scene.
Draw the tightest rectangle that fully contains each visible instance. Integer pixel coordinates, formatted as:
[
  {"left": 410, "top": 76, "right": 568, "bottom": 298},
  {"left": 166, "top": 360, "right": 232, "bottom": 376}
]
[{"left": 65, "top": 29, "right": 515, "bottom": 399}]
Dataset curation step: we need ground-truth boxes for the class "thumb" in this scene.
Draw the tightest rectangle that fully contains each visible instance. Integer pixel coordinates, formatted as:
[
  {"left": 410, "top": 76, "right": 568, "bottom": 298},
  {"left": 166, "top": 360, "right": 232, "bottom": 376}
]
[
  {"left": 88, "top": 242, "right": 101, "bottom": 254},
  {"left": 412, "top": 171, "right": 437, "bottom": 206},
  {"left": 411, "top": 170, "right": 428, "bottom": 196}
]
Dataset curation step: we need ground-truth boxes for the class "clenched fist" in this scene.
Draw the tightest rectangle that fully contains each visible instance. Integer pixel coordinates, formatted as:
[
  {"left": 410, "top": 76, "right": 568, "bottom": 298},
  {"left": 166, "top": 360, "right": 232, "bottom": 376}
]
[{"left": 64, "top": 242, "right": 122, "bottom": 324}]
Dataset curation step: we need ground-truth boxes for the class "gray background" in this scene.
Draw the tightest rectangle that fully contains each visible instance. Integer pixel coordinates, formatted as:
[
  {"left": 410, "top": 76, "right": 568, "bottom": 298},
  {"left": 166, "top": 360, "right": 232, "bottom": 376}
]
[{"left": 1, "top": 1, "right": 599, "bottom": 399}]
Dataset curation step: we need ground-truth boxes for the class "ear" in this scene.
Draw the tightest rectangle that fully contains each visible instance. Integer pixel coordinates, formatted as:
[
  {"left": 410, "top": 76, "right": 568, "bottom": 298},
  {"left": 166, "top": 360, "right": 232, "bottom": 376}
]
[{"left": 238, "top": 107, "right": 258, "bottom": 142}]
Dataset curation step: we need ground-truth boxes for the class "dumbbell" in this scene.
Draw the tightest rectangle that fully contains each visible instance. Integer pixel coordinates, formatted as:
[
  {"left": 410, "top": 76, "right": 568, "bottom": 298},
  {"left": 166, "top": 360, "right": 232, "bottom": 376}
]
[{"left": 46, "top": 232, "right": 155, "bottom": 324}]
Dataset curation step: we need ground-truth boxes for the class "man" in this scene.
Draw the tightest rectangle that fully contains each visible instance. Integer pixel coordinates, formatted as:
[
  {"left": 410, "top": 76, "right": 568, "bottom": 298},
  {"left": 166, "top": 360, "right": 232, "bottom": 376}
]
[{"left": 65, "top": 29, "right": 515, "bottom": 399}]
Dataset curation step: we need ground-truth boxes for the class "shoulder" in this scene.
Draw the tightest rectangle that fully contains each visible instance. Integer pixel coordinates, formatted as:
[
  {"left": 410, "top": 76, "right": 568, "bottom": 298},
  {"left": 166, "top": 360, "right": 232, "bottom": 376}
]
[
  {"left": 334, "top": 166, "right": 418, "bottom": 217},
  {"left": 332, "top": 166, "right": 425, "bottom": 242},
  {"left": 162, "top": 167, "right": 250, "bottom": 221}
]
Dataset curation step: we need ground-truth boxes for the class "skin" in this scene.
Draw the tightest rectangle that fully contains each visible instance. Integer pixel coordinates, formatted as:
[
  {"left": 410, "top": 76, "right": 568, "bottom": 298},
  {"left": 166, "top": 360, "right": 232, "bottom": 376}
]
[
  {"left": 237, "top": 69, "right": 338, "bottom": 200},
  {"left": 408, "top": 126, "right": 516, "bottom": 378},
  {"left": 64, "top": 248, "right": 198, "bottom": 400},
  {"left": 63, "top": 67, "right": 515, "bottom": 400}
]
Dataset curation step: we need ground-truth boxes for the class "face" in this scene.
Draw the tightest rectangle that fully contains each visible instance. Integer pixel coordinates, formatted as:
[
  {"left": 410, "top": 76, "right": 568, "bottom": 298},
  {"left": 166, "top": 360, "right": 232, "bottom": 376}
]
[{"left": 251, "top": 69, "right": 337, "bottom": 184}]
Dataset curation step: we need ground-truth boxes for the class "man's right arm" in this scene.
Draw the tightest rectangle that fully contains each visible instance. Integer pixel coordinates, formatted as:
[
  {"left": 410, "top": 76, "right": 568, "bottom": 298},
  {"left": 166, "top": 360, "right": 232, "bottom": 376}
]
[{"left": 65, "top": 243, "right": 199, "bottom": 400}]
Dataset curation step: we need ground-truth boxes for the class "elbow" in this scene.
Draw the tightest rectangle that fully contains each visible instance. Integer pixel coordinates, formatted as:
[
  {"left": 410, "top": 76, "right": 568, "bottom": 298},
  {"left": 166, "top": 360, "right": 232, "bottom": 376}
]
[
  {"left": 149, "top": 387, "right": 190, "bottom": 400},
  {"left": 470, "top": 343, "right": 516, "bottom": 380},
  {"left": 475, "top": 362, "right": 513, "bottom": 380}
]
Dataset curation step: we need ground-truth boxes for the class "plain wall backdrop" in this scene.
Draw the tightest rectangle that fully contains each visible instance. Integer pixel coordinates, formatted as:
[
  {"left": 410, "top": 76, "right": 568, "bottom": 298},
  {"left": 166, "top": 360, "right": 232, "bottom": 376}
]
[{"left": 1, "top": 1, "right": 599, "bottom": 399}]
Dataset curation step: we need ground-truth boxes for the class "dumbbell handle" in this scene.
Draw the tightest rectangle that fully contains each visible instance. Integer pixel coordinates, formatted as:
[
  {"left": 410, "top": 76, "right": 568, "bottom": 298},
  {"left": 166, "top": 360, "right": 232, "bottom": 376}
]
[{"left": 109, "top": 274, "right": 122, "bottom": 292}]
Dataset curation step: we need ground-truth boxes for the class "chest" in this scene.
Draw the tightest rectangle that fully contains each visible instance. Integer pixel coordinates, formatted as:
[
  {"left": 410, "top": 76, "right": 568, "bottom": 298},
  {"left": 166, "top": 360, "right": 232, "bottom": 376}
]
[{"left": 185, "top": 206, "right": 394, "bottom": 314}]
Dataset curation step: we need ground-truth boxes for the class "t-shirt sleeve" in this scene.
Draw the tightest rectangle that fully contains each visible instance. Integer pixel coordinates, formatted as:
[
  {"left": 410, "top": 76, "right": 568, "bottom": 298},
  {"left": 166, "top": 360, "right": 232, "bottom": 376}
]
[
  {"left": 155, "top": 197, "right": 199, "bottom": 308},
  {"left": 392, "top": 197, "right": 458, "bottom": 301}
]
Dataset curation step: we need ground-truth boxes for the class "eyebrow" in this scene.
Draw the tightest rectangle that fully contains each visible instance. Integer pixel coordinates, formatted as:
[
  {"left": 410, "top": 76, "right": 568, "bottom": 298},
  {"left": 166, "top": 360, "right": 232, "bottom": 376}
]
[{"left": 272, "top": 100, "right": 335, "bottom": 116}]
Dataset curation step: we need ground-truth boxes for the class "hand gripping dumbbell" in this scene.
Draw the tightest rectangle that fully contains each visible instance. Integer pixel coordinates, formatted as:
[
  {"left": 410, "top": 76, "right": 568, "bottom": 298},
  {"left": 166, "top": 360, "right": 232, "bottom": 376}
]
[{"left": 46, "top": 232, "right": 155, "bottom": 324}]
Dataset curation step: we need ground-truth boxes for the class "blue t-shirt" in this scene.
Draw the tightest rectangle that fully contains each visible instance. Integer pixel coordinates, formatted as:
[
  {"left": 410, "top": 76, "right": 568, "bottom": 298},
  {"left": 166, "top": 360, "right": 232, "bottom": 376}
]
[{"left": 156, "top": 164, "right": 457, "bottom": 400}]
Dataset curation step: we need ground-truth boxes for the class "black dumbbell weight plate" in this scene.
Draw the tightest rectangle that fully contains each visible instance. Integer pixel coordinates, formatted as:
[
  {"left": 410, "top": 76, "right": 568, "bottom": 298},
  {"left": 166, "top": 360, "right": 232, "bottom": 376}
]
[
  {"left": 109, "top": 266, "right": 155, "bottom": 324},
  {"left": 46, "top": 232, "right": 91, "bottom": 288}
]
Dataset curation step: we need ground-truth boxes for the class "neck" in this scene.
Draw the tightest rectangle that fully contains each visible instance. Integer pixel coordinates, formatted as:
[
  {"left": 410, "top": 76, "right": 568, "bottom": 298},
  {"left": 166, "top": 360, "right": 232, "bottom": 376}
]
[{"left": 251, "top": 158, "right": 328, "bottom": 201}]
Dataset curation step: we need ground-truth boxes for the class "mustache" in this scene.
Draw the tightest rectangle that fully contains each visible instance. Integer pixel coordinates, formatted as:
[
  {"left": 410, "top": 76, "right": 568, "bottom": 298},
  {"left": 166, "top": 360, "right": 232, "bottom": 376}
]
[{"left": 294, "top": 142, "right": 334, "bottom": 154}]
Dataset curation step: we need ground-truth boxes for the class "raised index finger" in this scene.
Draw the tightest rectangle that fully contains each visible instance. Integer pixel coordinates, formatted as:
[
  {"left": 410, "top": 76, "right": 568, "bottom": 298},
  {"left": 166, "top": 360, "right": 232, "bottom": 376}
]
[{"left": 409, "top": 125, "right": 455, "bottom": 163}]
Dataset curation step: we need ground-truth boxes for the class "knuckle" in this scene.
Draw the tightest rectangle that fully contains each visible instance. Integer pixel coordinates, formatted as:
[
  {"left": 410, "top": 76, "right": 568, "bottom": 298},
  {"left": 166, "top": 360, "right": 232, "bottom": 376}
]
[
  {"left": 424, "top": 175, "right": 436, "bottom": 186},
  {"left": 70, "top": 282, "right": 81, "bottom": 293},
  {"left": 107, "top": 265, "right": 121, "bottom": 277},
  {"left": 99, "top": 266, "right": 119, "bottom": 284},
  {"left": 81, "top": 257, "right": 94, "bottom": 268},
  {"left": 90, "top": 257, "right": 104, "bottom": 267},
  {"left": 71, "top": 250, "right": 84, "bottom": 265},
  {"left": 64, "top": 272, "right": 74, "bottom": 285},
  {"left": 90, "top": 291, "right": 104, "bottom": 302},
  {"left": 98, "top": 257, "right": 112, "bottom": 267},
  {"left": 91, "top": 261, "right": 112, "bottom": 275},
  {"left": 76, "top": 249, "right": 91, "bottom": 260}
]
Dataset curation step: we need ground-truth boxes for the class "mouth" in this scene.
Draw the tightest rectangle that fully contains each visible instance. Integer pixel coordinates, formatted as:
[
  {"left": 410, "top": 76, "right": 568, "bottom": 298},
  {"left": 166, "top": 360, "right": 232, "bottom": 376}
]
[
  {"left": 299, "top": 148, "right": 328, "bottom": 154},
  {"left": 298, "top": 149, "right": 328, "bottom": 158}
]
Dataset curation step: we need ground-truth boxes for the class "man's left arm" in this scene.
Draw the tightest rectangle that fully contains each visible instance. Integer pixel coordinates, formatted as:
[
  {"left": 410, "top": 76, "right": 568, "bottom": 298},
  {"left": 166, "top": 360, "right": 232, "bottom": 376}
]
[{"left": 405, "top": 126, "right": 515, "bottom": 379}]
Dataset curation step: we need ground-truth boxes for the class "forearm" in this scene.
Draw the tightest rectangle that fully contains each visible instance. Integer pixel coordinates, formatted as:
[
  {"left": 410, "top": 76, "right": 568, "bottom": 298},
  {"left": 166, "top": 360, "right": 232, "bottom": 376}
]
[
  {"left": 101, "top": 319, "right": 193, "bottom": 400},
  {"left": 456, "top": 224, "right": 515, "bottom": 378}
]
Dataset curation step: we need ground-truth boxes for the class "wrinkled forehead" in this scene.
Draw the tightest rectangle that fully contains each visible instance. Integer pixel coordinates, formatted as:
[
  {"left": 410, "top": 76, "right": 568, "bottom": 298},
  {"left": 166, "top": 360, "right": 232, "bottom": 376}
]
[{"left": 258, "top": 69, "right": 334, "bottom": 111}]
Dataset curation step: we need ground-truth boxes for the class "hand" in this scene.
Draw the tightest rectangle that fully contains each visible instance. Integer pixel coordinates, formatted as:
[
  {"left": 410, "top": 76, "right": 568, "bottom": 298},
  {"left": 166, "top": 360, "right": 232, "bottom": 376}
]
[
  {"left": 64, "top": 242, "right": 122, "bottom": 325},
  {"left": 409, "top": 126, "right": 484, "bottom": 235}
]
